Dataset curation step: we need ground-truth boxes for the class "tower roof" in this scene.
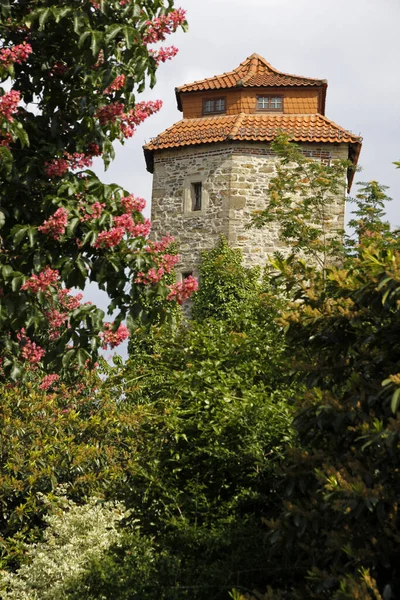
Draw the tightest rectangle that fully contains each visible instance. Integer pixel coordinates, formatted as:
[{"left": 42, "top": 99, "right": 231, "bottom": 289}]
[
  {"left": 144, "top": 113, "right": 362, "bottom": 190},
  {"left": 175, "top": 53, "right": 327, "bottom": 111}
]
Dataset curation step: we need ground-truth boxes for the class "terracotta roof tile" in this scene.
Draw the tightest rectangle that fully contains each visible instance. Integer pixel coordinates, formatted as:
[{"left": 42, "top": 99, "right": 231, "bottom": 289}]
[
  {"left": 176, "top": 54, "right": 326, "bottom": 94},
  {"left": 144, "top": 113, "right": 362, "bottom": 190},
  {"left": 145, "top": 113, "right": 361, "bottom": 152}
]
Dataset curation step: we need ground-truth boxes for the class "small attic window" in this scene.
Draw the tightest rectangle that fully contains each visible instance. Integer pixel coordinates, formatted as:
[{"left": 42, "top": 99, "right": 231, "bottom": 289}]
[
  {"left": 256, "top": 96, "right": 283, "bottom": 112},
  {"left": 203, "top": 98, "right": 226, "bottom": 115}
]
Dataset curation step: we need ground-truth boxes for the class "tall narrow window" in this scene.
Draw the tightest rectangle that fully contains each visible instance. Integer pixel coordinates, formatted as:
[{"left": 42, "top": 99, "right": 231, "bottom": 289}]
[
  {"left": 256, "top": 96, "right": 283, "bottom": 112},
  {"left": 191, "top": 182, "right": 202, "bottom": 211}
]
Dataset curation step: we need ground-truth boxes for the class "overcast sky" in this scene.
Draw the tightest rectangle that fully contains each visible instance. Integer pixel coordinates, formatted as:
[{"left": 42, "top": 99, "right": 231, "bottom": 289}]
[
  {"left": 90, "top": 0, "right": 400, "bottom": 328},
  {"left": 98, "top": 0, "right": 400, "bottom": 222}
]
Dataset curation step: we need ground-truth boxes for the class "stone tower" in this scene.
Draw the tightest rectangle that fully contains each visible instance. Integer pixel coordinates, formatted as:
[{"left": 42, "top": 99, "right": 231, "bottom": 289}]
[{"left": 144, "top": 54, "right": 362, "bottom": 278}]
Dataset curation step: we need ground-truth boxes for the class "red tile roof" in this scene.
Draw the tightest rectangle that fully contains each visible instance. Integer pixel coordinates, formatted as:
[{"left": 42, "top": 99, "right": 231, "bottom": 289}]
[
  {"left": 176, "top": 54, "right": 326, "bottom": 93},
  {"left": 145, "top": 113, "right": 360, "bottom": 151},
  {"left": 144, "top": 113, "right": 361, "bottom": 189}
]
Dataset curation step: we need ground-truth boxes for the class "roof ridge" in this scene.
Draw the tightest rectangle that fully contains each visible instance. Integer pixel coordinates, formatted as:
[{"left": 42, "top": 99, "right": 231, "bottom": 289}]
[
  {"left": 227, "top": 113, "right": 246, "bottom": 139},
  {"left": 175, "top": 54, "right": 326, "bottom": 96}
]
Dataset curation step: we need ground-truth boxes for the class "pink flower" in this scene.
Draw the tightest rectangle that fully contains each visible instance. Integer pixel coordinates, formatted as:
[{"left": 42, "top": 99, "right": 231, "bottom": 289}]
[
  {"left": 39, "top": 373, "right": 60, "bottom": 390},
  {"left": 38, "top": 207, "right": 68, "bottom": 240},
  {"left": 45, "top": 308, "right": 68, "bottom": 339},
  {"left": 45, "top": 152, "right": 94, "bottom": 178},
  {"left": 94, "top": 226, "right": 125, "bottom": 249},
  {"left": 144, "top": 236, "right": 175, "bottom": 253},
  {"left": 96, "top": 102, "right": 125, "bottom": 125},
  {"left": 167, "top": 275, "right": 198, "bottom": 304},
  {"left": 0, "top": 42, "right": 32, "bottom": 67},
  {"left": 114, "top": 213, "right": 135, "bottom": 231},
  {"left": 79, "top": 201, "right": 105, "bottom": 222},
  {"left": 51, "top": 61, "right": 68, "bottom": 76},
  {"left": 17, "top": 331, "right": 45, "bottom": 364},
  {"left": 22, "top": 267, "right": 60, "bottom": 293},
  {"left": 87, "top": 143, "right": 102, "bottom": 156},
  {"left": 103, "top": 74, "right": 126, "bottom": 95},
  {"left": 44, "top": 158, "right": 69, "bottom": 178},
  {"left": 58, "top": 289, "right": 83, "bottom": 311},
  {"left": 135, "top": 267, "right": 165, "bottom": 285},
  {"left": 121, "top": 194, "right": 146, "bottom": 213},
  {"left": 96, "top": 100, "right": 162, "bottom": 139},
  {"left": 0, "top": 90, "right": 20, "bottom": 122},
  {"left": 100, "top": 322, "right": 129, "bottom": 349},
  {"left": 150, "top": 45, "right": 179, "bottom": 66},
  {"left": 143, "top": 9, "right": 186, "bottom": 44}
]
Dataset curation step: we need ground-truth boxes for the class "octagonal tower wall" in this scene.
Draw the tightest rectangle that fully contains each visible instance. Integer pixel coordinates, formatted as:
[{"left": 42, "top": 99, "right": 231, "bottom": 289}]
[{"left": 150, "top": 141, "right": 349, "bottom": 277}]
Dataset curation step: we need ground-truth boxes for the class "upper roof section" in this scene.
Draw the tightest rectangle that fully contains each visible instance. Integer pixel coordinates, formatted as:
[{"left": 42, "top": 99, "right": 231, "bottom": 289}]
[{"left": 176, "top": 53, "right": 327, "bottom": 113}]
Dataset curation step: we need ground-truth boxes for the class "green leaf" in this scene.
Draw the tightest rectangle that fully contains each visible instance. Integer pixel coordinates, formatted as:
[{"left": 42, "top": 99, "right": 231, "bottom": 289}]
[
  {"left": 391, "top": 388, "right": 400, "bottom": 414},
  {"left": 38, "top": 7, "right": 51, "bottom": 29},
  {"left": 10, "top": 364, "right": 22, "bottom": 381},
  {"left": 105, "top": 24, "right": 123, "bottom": 43}
]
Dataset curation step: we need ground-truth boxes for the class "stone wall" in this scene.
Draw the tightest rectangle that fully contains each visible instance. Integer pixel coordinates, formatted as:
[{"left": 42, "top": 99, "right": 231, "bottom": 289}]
[{"left": 150, "top": 141, "right": 349, "bottom": 276}]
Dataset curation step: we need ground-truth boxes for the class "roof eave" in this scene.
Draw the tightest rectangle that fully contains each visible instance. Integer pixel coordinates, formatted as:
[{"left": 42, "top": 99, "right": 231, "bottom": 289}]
[
  {"left": 347, "top": 140, "right": 362, "bottom": 193},
  {"left": 175, "top": 87, "right": 183, "bottom": 112},
  {"left": 143, "top": 146, "right": 154, "bottom": 173}
]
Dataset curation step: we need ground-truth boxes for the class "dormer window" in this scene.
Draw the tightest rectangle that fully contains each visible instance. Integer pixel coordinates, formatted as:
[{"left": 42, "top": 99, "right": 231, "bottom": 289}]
[
  {"left": 256, "top": 96, "right": 283, "bottom": 112},
  {"left": 203, "top": 97, "right": 226, "bottom": 115}
]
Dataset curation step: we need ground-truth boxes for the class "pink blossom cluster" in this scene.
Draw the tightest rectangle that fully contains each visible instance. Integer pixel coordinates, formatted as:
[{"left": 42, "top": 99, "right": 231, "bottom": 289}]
[
  {"left": 121, "top": 194, "right": 146, "bottom": 213},
  {"left": 150, "top": 45, "right": 179, "bottom": 66},
  {"left": 144, "top": 236, "right": 175, "bottom": 253},
  {"left": 100, "top": 322, "right": 129, "bottom": 349},
  {"left": 58, "top": 289, "right": 83, "bottom": 312},
  {"left": 94, "top": 227, "right": 125, "bottom": 249},
  {"left": 96, "top": 100, "right": 162, "bottom": 139},
  {"left": 94, "top": 213, "right": 151, "bottom": 249},
  {"left": 38, "top": 207, "right": 68, "bottom": 240},
  {"left": 39, "top": 373, "right": 60, "bottom": 390},
  {"left": 0, "top": 90, "right": 20, "bottom": 122},
  {"left": 22, "top": 267, "right": 60, "bottom": 293},
  {"left": 0, "top": 42, "right": 32, "bottom": 67},
  {"left": 17, "top": 329, "right": 46, "bottom": 364},
  {"left": 45, "top": 151, "right": 94, "bottom": 178},
  {"left": 167, "top": 275, "right": 198, "bottom": 304},
  {"left": 0, "top": 132, "right": 13, "bottom": 147},
  {"left": 114, "top": 213, "right": 151, "bottom": 237},
  {"left": 93, "top": 49, "right": 105, "bottom": 69},
  {"left": 103, "top": 74, "right": 126, "bottom": 95},
  {"left": 51, "top": 61, "right": 68, "bottom": 76},
  {"left": 79, "top": 201, "right": 105, "bottom": 222},
  {"left": 44, "top": 158, "right": 69, "bottom": 178},
  {"left": 45, "top": 308, "right": 68, "bottom": 340},
  {"left": 87, "top": 142, "right": 102, "bottom": 156},
  {"left": 96, "top": 102, "right": 125, "bottom": 125},
  {"left": 135, "top": 267, "right": 166, "bottom": 285},
  {"left": 143, "top": 8, "right": 186, "bottom": 44},
  {"left": 135, "top": 249, "right": 179, "bottom": 285}
]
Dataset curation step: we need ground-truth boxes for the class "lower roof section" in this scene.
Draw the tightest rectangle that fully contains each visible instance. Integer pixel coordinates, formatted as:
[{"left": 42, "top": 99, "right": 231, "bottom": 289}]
[{"left": 143, "top": 113, "right": 362, "bottom": 190}]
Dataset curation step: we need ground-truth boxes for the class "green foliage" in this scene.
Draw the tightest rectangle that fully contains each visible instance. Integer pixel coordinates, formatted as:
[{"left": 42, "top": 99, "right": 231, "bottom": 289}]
[
  {"left": 191, "top": 236, "right": 261, "bottom": 323},
  {"left": 261, "top": 243, "right": 400, "bottom": 598},
  {"left": 250, "top": 134, "right": 352, "bottom": 267},
  {"left": 346, "top": 180, "right": 400, "bottom": 253},
  {"left": 75, "top": 243, "right": 295, "bottom": 598},
  {"left": 0, "top": 374, "right": 144, "bottom": 568}
]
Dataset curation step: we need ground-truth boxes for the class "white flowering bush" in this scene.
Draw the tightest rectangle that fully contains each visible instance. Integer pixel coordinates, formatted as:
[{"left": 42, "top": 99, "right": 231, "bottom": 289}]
[{"left": 0, "top": 493, "right": 129, "bottom": 599}]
